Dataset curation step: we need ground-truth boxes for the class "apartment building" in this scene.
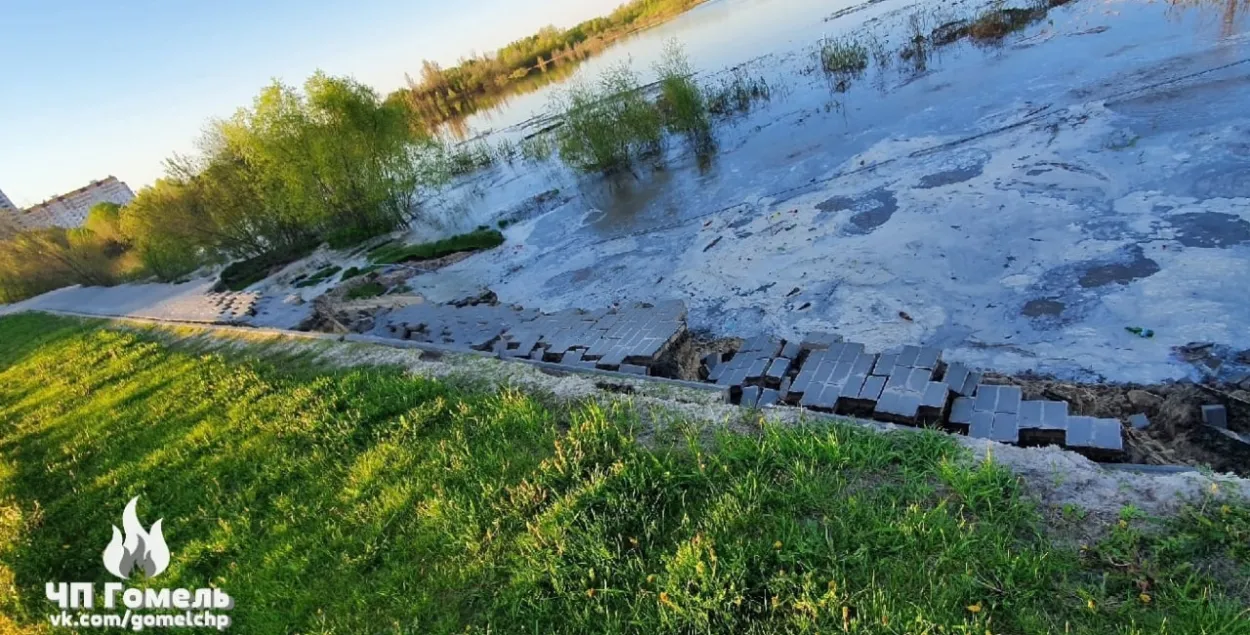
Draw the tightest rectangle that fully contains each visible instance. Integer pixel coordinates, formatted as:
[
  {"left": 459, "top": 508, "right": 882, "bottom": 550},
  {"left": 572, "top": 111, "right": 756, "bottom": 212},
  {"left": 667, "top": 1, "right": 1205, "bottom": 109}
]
[{"left": 15, "top": 176, "right": 135, "bottom": 230}]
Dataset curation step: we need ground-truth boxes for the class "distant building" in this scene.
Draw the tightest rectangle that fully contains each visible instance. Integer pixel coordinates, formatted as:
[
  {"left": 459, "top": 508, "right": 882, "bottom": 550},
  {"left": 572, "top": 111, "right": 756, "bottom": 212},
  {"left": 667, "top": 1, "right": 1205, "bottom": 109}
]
[
  {"left": 15, "top": 177, "right": 135, "bottom": 231},
  {"left": 0, "top": 188, "right": 20, "bottom": 236}
]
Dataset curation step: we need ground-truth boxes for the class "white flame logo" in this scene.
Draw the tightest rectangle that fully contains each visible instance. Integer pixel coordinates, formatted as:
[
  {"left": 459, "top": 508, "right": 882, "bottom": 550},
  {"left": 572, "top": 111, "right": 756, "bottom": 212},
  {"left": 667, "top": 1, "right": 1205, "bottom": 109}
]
[{"left": 102, "top": 497, "right": 170, "bottom": 579}]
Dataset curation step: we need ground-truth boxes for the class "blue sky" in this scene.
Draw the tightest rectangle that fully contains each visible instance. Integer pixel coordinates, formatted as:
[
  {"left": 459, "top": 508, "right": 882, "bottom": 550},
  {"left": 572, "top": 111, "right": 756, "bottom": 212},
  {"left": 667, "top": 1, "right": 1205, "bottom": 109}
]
[{"left": 0, "top": 0, "right": 621, "bottom": 206}]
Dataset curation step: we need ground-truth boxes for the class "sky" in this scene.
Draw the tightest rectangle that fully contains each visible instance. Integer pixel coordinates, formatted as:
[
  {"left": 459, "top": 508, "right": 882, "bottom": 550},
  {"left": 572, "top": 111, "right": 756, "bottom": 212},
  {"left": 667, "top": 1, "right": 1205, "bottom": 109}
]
[{"left": 0, "top": 0, "right": 622, "bottom": 207}]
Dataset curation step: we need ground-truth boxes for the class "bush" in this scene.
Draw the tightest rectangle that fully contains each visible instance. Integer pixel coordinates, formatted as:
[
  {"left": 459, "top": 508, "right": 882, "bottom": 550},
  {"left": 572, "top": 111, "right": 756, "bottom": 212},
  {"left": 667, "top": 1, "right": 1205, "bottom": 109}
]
[
  {"left": 654, "top": 40, "right": 708, "bottom": 136},
  {"left": 554, "top": 62, "right": 663, "bottom": 172},
  {"left": 369, "top": 229, "right": 505, "bottom": 265}
]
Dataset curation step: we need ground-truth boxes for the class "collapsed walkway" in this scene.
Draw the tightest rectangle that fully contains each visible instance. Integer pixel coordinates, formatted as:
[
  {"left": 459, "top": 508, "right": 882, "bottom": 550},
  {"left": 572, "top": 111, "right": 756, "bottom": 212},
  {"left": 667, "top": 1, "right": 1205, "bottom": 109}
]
[{"left": 363, "top": 299, "right": 1127, "bottom": 458}]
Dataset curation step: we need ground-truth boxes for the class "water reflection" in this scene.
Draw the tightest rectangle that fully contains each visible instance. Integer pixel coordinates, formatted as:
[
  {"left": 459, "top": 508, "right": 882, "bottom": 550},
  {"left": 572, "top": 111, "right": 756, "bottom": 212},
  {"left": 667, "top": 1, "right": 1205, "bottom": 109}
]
[{"left": 1163, "top": 0, "right": 1249, "bottom": 39}]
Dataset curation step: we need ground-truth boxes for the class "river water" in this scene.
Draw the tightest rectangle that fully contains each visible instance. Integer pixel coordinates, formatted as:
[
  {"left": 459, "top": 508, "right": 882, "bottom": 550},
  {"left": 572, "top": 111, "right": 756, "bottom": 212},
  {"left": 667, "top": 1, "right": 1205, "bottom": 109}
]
[
  {"left": 404, "top": 0, "right": 1250, "bottom": 384},
  {"left": 16, "top": 0, "right": 1250, "bottom": 385}
]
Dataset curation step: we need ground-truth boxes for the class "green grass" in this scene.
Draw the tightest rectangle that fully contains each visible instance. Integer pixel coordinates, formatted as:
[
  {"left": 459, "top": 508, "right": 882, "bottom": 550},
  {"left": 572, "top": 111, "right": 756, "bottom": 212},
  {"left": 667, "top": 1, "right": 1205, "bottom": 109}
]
[
  {"left": 293, "top": 264, "right": 342, "bottom": 288},
  {"left": 344, "top": 281, "right": 386, "bottom": 300},
  {"left": 216, "top": 243, "right": 318, "bottom": 292},
  {"left": 369, "top": 229, "right": 505, "bottom": 265},
  {"left": 341, "top": 264, "right": 381, "bottom": 280},
  {"left": 1, "top": 314, "right": 1248, "bottom": 634}
]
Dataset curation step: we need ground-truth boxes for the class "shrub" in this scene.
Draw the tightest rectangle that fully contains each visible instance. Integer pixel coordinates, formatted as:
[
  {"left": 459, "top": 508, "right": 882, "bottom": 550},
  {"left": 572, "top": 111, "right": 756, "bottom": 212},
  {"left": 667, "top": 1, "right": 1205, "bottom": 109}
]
[
  {"left": 369, "top": 229, "right": 505, "bottom": 265},
  {"left": 554, "top": 62, "right": 663, "bottom": 172},
  {"left": 654, "top": 40, "right": 709, "bottom": 136}
]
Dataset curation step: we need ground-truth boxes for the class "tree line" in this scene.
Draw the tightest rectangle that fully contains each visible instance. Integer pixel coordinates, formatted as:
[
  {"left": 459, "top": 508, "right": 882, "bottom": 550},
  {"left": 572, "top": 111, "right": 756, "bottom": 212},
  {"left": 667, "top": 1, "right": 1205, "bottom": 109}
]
[
  {"left": 393, "top": 0, "right": 706, "bottom": 126},
  {"left": 0, "top": 73, "right": 445, "bottom": 303}
]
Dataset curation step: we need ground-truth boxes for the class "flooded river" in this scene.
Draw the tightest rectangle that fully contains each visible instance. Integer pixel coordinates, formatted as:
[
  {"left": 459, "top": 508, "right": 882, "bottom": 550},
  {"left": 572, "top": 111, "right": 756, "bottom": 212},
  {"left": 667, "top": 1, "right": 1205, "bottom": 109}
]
[
  {"left": 412, "top": 0, "right": 1250, "bottom": 383},
  {"left": 15, "top": 0, "right": 1249, "bottom": 385}
]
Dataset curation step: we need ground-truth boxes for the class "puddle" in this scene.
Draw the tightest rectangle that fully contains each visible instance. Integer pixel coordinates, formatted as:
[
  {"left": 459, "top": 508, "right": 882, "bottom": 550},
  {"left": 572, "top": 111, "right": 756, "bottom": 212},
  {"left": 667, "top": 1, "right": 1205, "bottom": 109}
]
[
  {"left": 1169, "top": 211, "right": 1250, "bottom": 248},
  {"left": 817, "top": 187, "right": 899, "bottom": 234}
]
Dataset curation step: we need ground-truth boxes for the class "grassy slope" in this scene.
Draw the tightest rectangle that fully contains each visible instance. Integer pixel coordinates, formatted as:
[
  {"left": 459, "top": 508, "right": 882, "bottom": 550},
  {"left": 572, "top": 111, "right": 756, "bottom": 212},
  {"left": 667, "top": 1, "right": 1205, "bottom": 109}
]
[{"left": 0, "top": 314, "right": 1246, "bottom": 634}]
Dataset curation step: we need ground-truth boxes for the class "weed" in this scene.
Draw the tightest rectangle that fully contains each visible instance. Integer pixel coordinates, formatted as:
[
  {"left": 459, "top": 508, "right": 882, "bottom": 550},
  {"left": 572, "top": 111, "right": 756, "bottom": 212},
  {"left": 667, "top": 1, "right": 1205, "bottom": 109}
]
[
  {"left": 519, "top": 133, "right": 555, "bottom": 162},
  {"left": 819, "top": 36, "right": 869, "bottom": 75},
  {"left": 369, "top": 228, "right": 505, "bottom": 265},
  {"left": 965, "top": 3, "right": 1043, "bottom": 42},
  {"left": 494, "top": 138, "right": 518, "bottom": 163},
  {"left": 706, "top": 69, "right": 771, "bottom": 115}
]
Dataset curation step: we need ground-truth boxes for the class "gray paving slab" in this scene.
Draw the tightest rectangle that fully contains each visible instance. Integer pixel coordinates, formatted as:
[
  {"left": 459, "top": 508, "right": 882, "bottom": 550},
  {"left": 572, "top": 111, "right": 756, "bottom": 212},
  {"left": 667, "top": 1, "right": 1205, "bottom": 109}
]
[
  {"left": 943, "top": 363, "right": 970, "bottom": 394},
  {"left": 973, "top": 384, "right": 999, "bottom": 412},
  {"left": 851, "top": 353, "right": 877, "bottom": 376},
  {"left": 950, "top": 397, "right": 975, "bottom": 424},
  {"left": 991, "top": 413, "right": 1019, "bottom": 443},
  {"left": 1065, "top": 416, "right": 1095, "bottom": 447},
  {"left": 1019, "top": 400, "right": 1043, "bottom": 429},
  {"left": 780, "top": 341, "right": 800, "bottom": 359},
  {"left": 1042, "top": 401, "right": 1069, "bottom": 429},
  {"left": 841, "top": 374, "right": 867, "bottom": 398},
  {"left": 914, "top": 347, "right": 942, "bottom": 370},
  {"left": 969, "top": 411, "right": 995, "bottom": 438},
  {"left": 959, "top": 372, "right": 982, "bottom": 397},
  {"left": 920, "top": 382, "right": 948, "bottom": 409},
  {"left": 740, "top": 385, "right": 761, "bottom": 408},
  {"left": 758, "top": 389, "right": 780, "bottom": 408},
  {"left": 873, "top": 353, "right": 897, "bottom": 377},
  {"left": 766, "top": 357, "right": 791, "bottom": 381},
  {"left": 896, "top": 345, "right": 920, "bottom": 368},
  {"left": 996, "top": 386, "right": 1022, "bottom": 414},
  {"left": 859, "top": 375, "right": 886, "bottom": 401},
  {"left": 1202, "top": 405, "right": 1228, "bottom": 429},
  {"left": 905, "top": 368, "right": 932, "bottom": 393},
  {"left": 1090, "top": 418, "right": 1124, "bottom": 451}
]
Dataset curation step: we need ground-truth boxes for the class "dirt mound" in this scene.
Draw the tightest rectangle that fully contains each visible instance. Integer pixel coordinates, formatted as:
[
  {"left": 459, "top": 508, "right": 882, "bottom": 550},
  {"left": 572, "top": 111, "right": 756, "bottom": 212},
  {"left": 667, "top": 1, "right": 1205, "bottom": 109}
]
[{"left": 987, "top": 373, "right": 1250, "bottom": 474}]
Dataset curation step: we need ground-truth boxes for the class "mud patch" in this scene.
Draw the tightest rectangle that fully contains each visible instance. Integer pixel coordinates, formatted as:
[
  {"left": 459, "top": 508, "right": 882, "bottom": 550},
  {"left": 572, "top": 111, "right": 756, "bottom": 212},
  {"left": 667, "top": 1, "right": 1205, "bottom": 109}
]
[
  {"left": 650, "top": 330, "right": 742, "bottom": 381},
  {"left": 1077, "top": 249, "right": 1160, "bottom": 288},
  {"left": 1169, "top": 212, "right": 1250, "bottom": 248},
  {"left": 1022, "top": 298, "right": 1065, "bottom": 317},
  {"left": 817, "top": 187, "right": 898, "bottom": 234},
  {"left": 918, "top": 166, "right": 983, "bottom": 188},
  {"left": 916, "top": 150, "right": 988, "bottom": 189}
]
